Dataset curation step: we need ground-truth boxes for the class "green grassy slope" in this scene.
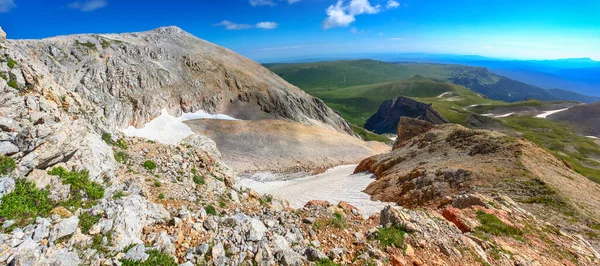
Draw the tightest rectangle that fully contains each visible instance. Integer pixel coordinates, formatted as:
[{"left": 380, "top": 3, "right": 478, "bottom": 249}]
[
  {"left": 265, "top": 60, "right": 596, "bottom": 103},
  {"left": 266, "top": 60, "right": 600, "bottom": 183}
]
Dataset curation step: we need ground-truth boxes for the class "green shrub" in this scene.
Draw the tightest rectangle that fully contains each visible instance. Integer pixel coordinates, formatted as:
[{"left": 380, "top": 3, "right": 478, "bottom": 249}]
[
  {"left": 102, "top": 133, "right": 112, "bottom": 145},
  {"left": 48, "top": 167, "right": 105, "bottom": 202},
  {"left": 143, "top": 160, "right": 157, "bottom": 171},
  {"left": 75, "top": 40, "right": 97, "bottom": 49},
  {"left": 0, "top": 179, "right": 52, "bottom": 227},
  {"left": 6, "top": 58, "right": 17, "bottom": 69},
  {"left": 6, "top": 73, "right": 17, "bottom": 89},
  {"left": 377, "top": 226, "right": 406, "bottom": 249},
  {"left": 115, "top": 138, "right": 128, "bottom": 149},
  {"left": 158, "top": 193, "right": 165, "bottom": 200},
  {"left": 205, "top": 205, "right": 217, "bottom": 216},
  {"left": 475, "top": 211, "right": 523, "bottom": 237},
  {"left": 0, "top": 155, "right": 16, "bottom": 176},
  {"left": 316, "top": 259, "right": 341, "bottom": 266},
  {"left": 86, "top": 182, "right": 105, "bottom": 200},
  {"left": 79, "top": 211, "right": 101, "bottom": 234},
  {"left": 120, "top": 250, "right": 178, "bottom": 266},
  {"left": 193, "top": 175, "right": 205, "bottom": 185},
  {"left": 102, "top": 133, "right": 128, "bottom": 149},
  {"left": 219, "top": 201, "right": 226, "bottom": 208},
  {"left": 114, "top": 151, "right": 129, "bottom": 164},
  {"left": 327, "top": 212, "right": 347, "bottom": 229},
  {"left": 100, "top": 39, "right": 111, "bottom": 49},
  {"left": 153, "top": 181, "right": 161, "bottom": 187}
]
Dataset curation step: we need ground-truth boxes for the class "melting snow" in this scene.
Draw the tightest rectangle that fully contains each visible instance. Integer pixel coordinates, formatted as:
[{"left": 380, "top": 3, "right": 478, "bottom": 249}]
[
  {"left": 122, "top": 108, "right": 238, "bottom": 145},
  {"left": 240, "top": 165, "right": 392, "bottom": 217},
  {"left": 495, "top": 113, "right": 514, "bottom": 118},
  {"left": 535, "top": 108, "right": 570, "bottom": 119}
]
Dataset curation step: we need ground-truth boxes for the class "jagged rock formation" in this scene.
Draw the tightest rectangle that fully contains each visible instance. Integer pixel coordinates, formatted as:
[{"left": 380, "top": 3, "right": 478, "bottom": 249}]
[{"left": 364, "top": 96, "right": 448, "bottom": 134}]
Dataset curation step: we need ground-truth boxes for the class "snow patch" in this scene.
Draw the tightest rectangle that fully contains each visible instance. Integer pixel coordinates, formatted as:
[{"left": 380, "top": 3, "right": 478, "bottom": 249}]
[
  {"left": 240, "top": 165, "right": 392, "bottom": 217},
  {"left": 437, "top": 92, "right": 452, "bottom": 98},
  {"left": 535, "top": 108, "right": 570, "bottom": 119},
  {"left": 586, "top": 136, "right": 599, "bottom": 139},
  {"left": 122, "top": 109, "right": 238, "bottom": 145},
  {"left": 495, "top": 113, "right": 514, "bottom": 118}
]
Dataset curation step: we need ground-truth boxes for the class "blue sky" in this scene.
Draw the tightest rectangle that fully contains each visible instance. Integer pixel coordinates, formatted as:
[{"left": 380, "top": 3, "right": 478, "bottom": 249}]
[{"left": 1, "top": 0, "right": 599, "bottom": 62}]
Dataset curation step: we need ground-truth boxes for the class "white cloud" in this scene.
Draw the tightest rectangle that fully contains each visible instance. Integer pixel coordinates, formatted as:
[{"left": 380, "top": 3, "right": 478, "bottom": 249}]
[
  {"left": 213, "top": 20, "right": 254, "bottom": 30},
  {"left": 322, "top": 0, "right": 385, "bottom": 30},
  {"left": 68, "top": 0, "right": 107, "bottom": 12},
  {"left": 250, "top": 0, "right": 277, "bottom": 6},
  {"left": 0, "top": 0, "right": 16, "bottom": 13},
  {"left": 386, "top": 0, "right": 400, "bottom": 9},
  {"left": 348, "top": 0, "right": 381, "bottom": 15},
  {"left": 256, "top": 22, "right": 278, "bottom": 29},
  {"left": 322, "top": 1, "right": 356, "bottom": 29},
  {"left": 389, "top": 37, "right": 403, "bottom": 41}
]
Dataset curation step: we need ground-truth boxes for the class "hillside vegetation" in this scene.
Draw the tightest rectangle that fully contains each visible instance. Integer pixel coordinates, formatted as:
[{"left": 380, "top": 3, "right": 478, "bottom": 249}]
[
  {"left": 265, "top": 60, "right": 598, "bottom": 103},
  {"left": 267, "top": 60, "right": 600, "bottom": 184}
]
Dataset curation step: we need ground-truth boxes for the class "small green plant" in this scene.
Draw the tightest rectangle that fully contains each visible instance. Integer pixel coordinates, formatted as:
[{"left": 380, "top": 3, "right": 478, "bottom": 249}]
[
  {"left": 475, "top": 211, "right": 523, "bottom": 237},
  {"left": 79, "top": 211, "right": 101, "bottom": 234},
  {"left": 316, "top": 258, "right": 341, "bottom": 266},
  {"left": 0, "top": 155, "right": 16, "bottom": 176},
  {"left": 377, "top": 226, "right": 406, "bottom": 249},
  {"left": 143, "top": 160, "right": 157, "bottom": 171},
  {"left": 153, "top": 181, "right": 162, "bottom": 187},
  {"left": 48, "top": 167, "right": 105, "bottom": 203},
  {"left": 0, "top": 179, "right": 52, "bottom": 227},
  {"left": 219, "top": 201, "right": 226, "bottom": 208},
  {"left": 6, "top": 58, "right": 17, "bottom": 68},
  {"left": 6, "top": 72, "right": 17, "bottom": 89},
  {"left": 75, "top": 40, "right": 97, "bottom": 49},
  {"left": 120, "top": 249, "right": 178, "bottom": 266},
  {"left": 313, "top": 219, "right": 326, "bottom": 231},
  {"left": 327, "top": 212, "right": 347, "bottom": 229},
  {"left": 112, "top": 191, "right": 127, "bottom": 200},
  {"left": 114, "top": 151, "right": 129, "bottom": 164},
  {"left": 205, "top": 205, "right": 217, "bottom": 216},
  {"left": 100, "top": 39, "right": 111, "bottom": 49},
  {"left": 193, "top": 175, "right": 205, "bottom": 185},
  {"left": 102, "top": 132, "right": 128, "bottom": 149},
  {"left": 114, "top": 138, "right": 128, "bottom": 149},
  {"left": 158, "top": 193, "right": 165, "bottom": 200},
  {"left": 102, "top": 133, "right": 112, "bottom": 144}
]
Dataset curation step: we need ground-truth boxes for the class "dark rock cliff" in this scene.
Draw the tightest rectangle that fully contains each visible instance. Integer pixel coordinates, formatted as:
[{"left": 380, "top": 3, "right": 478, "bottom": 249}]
[{"left": 364, "top": 96, "right": 448, "bottom": 134}]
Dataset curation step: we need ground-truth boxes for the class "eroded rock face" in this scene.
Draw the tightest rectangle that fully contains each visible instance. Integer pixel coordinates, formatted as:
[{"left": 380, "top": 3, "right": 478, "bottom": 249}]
[
  {"left": 393, "top": 117, "right": 436, "bottom": 150},
  {"left": 7, "top": 26, "right": 353, "bottom": 135},
  {"left": 364, "top": 96, "right": 448, "bottom": 134}
]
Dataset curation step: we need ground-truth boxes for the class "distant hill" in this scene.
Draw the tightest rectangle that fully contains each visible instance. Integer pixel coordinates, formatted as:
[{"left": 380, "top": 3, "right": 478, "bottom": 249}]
[
  {"left": 265, "top": 60, "right": 599, "bottom": 103},
  {"left": 549, "top": 101, "right": 600, "bottom": 137}
]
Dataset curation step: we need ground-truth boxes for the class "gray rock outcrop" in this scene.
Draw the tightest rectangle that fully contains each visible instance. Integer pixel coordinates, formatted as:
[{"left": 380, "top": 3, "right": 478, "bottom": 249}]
[{"left": 364, "top": 96, "right": 448, "bottom": 134}]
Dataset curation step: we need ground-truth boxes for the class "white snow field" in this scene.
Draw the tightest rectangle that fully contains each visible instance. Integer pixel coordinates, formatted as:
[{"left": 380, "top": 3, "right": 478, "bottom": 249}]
[
  {"left": 122, "top": 108, "right": 238, "bottom": 145},
  {"left": 535, "top": 108, "right": 570, "bottom": 119},
  {"left": 240, "top": 165, "right": 392, "bottom": 217}
]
